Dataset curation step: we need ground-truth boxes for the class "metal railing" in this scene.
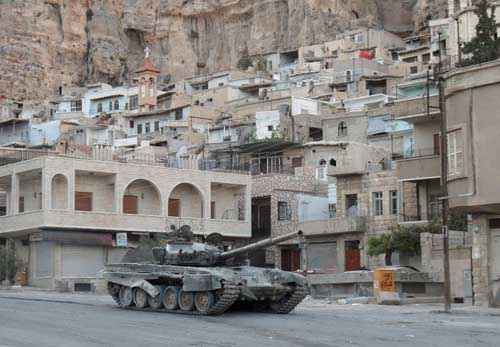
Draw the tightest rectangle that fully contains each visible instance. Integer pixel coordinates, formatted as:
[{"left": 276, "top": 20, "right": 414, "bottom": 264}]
[
  {"left": 0, "top": 147, "right": 250, "bottom": 174},
  {"left": 403, "top": 147, "right": 439, "bottom": 159}
]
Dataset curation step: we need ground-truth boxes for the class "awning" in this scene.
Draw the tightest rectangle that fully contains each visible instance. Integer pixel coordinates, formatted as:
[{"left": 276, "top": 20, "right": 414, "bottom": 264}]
[{"left": 30, "top": 230, "right": 114, "bottom": 247}]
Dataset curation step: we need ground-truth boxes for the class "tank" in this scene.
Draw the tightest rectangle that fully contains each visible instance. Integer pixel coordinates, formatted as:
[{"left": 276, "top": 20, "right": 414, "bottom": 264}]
[{"left": 102, "top": 226, "right": 307, "bottom": 316}]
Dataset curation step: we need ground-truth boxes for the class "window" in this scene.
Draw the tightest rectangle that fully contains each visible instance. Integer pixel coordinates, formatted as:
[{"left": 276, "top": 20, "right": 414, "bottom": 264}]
[
  {"left": 108, "top": 101, "right": 113, "bottom": 111},
  {"left": 175, "top": 109, "right": 183, "bottom": 120},
  {"left": 317, "top": 159, "right": 327, "bottom": 181},
  {"left": 129, "top": 95, "right": 139, "bottom": 110},
  {"left": 338, "top": 121, "right": 347, "bottom": 137},
  {"left": 97, "top": 103, "right": 102, "bottom": 113},
  {"left": 137, "top": 124, "right": 143, "bottom": 134},
  {"left": 410, "top": 66, "right": 419, "bottom": 74},
  {"left": 372, "top": 192, "right": 383, "bottom": 216},
  {"left": 390, "top": 190, "right": 398, "bottom": 215},
  {"left": 267, "top": 125, "right": 274, "bottom": 131},
  {"left": 278, "top": 201, "right": 291, "bottom": 221},
  {"left": 433, "top": 133, "right": 441, "bottom": 155},
  {"left": 145, "top": 122, "right": 151, "bottom": 133},
  {"left": 154, "top": 121, "right": 160, "bottom": 132},
  {"left": 422, "top": 53, "right": 431, "bottom": 64},
  {"left": 345, "top": 194, "right": 358, "bottom": 216},
  {"left": 129, "top": 120, "right": 135, "bottom": 129},
  {"left": 345, "top": 70, "right": 352, "bottom": 82},
  {"left": 330, "top": 158, "right": 337, "bottom": 167},
  {"left": 114, "top": 100, "right": 119, "bottom": 110},
  {"left": 448, "top": 128, "right": 464, "bottom": 178},
  {"left": 19, "top": 196, "right": 24, "bottom": 213},
  {"left": 70, "top": 100, "right": 82, "bottom": 112},
  {"left": 329, "top": 203, "right": 336, "bottom": 219}
]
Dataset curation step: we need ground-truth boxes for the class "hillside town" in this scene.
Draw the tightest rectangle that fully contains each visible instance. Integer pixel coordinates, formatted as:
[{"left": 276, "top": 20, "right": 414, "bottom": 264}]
[{"left": 0, "top": 1, "right": 500, "bottom": 346}]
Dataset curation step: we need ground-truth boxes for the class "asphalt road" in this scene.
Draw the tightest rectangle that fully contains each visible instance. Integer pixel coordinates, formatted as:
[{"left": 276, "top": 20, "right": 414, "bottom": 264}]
[{"left": 0, "top": 293, "right": 499, "bottom": 347}]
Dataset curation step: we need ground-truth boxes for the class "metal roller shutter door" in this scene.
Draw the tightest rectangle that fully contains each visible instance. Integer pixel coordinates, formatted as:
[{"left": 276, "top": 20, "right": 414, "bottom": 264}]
[
  {"left": 35, "top": 241, "right": 53, "bottom": 278},
  {"left": 62, "top": 245, "right": 105, "bottom": 277}
]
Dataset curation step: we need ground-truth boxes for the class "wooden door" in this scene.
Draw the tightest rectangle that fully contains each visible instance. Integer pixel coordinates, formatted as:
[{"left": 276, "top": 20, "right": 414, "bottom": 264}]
[
  {"left": 345, "top": 240, "right": 361, "bottom": 271},
  {"left": 168, "top": 198, "right": 180, "bottom": 217},
  {"left": 123, "top": 195, "right": 138, "bottom": 214},
  {"left": 75, "top": 192, "right": 92, "bottom": 212},
  {"left": 281, "top": 248, "right": 301, "bottom": 271}
]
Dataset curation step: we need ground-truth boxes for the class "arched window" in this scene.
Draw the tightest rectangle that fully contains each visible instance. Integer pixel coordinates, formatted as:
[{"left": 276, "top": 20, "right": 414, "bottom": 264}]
[
  {"left": 319, "top": 159, "right": 327, "bottom": 166},
  {"left": 114, "top": 99, "right": 119, "bottom": 110},
  {"left": 338, "top": 121, "right": 347, "bottom": 137}
]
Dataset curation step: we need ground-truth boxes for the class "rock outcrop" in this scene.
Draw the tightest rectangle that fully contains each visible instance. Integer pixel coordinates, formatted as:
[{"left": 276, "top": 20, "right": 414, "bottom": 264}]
[{"left": 0, "top": 0, "right": 444, "bottom": 104}]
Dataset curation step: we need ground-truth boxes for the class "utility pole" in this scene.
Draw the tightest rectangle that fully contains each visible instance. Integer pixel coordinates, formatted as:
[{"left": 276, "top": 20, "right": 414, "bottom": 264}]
[{"left": 437, "top": 31, "right": 452, "bottom": 313}]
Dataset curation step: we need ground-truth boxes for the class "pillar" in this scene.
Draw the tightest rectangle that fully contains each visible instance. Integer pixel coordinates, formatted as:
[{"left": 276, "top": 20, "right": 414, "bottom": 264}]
[
  {"left": 10, "top": 172, "right": 19, "bottom": 215},
  {"left": 41, "top": 168, "right": 50, "bottom": 210},
  {"left": 68, "top": 170, "right": 75, "bottom": 211},
  {"left": 245, "top": 183, "right": 252, "bottom": 222},
  {"left": 204, "top": 183, "right": 211, "bottom": 220},
  {"left": 470, "top": 214, "right": 491, "bottom": 307}
]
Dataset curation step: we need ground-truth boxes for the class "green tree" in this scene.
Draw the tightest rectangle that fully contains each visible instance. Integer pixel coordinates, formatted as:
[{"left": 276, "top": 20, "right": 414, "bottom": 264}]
[
  {"left": 367, "top": 227, "right": 421, "bottom": 266},
  {"left": 461, "top": 0, "right": 500, "bottom": 66}
]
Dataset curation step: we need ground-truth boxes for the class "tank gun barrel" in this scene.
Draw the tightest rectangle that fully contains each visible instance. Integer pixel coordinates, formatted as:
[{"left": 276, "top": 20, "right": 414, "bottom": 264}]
[{"left": 218, "top": 230, "right": 303, "bottom": 260}]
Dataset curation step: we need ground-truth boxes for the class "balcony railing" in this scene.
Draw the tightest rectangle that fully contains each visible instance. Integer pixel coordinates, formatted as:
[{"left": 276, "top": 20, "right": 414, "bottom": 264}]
[
  {"left": 0, "top": 147, "right": 249, "bottom": 174},
  {"left": 403, "top": 147, "right": 439, "bottom": 159}
]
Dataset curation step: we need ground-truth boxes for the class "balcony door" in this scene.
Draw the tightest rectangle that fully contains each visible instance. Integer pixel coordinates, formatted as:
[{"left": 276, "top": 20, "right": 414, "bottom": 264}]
[
  {"left": 75, "top": 192, "right": 92, "bottom": 212},
  {"left": 168, "top": 198, "right": 180, "bottom": 217},
  {"left": 123, "top": 195, "right": 138, "bottom": 214}
]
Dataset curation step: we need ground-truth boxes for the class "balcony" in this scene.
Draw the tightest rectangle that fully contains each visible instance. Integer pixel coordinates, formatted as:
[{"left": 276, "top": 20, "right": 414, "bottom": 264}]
[
  {"left": 298, "top": 216, "right": 367, "bottom": 236},
  {"left": 0, "top": 210, "right": 251, "bottom": 238},
  {"left": 397, "top": 148, "right": 441, "bottom": 180}
]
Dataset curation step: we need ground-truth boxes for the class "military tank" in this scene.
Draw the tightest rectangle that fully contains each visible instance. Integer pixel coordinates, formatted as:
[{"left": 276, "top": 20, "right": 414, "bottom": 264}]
[{"left": 102, "top": 226, "right": 307, "bottom": 316}]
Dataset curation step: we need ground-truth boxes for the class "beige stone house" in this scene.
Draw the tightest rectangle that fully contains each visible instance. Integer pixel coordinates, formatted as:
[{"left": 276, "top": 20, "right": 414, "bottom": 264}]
[
  {"left": 0, "top": 149, "right": 251, "bottom": 292},
  {"left": 443, "top": 59, "right": 500, "bottom": 307}
]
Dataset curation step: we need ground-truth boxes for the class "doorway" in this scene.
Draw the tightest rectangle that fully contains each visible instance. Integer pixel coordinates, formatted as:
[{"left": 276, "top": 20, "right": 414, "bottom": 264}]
[
  {"left": 345, "top": 240, "right": 361, "bottom": 271},
  {"left": 281, "top": 247, "right": 301, "bottom": 272}
]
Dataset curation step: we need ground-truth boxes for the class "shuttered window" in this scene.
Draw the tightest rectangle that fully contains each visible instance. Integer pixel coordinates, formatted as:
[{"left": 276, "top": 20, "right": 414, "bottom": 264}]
[
  {"left": 75, "top": 192, "right": 92, "bottom": 211},
  {"left": 447, "top": 128, "right": 464, "bottom": 178}
]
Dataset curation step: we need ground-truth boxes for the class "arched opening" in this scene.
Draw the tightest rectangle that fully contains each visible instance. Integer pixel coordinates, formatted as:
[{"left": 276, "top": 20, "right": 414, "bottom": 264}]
[
  {"left": 51, "top": 174, "right": 68, "bottom": 209},
  {"left": 330, "top": 158, "right": 337, "bottom": 167},
  {"left": 122, "top": 179, "right": 161, "bottom": 215},
  {"left": 168, "top": 183, "right": 204, "bottom": 218}
]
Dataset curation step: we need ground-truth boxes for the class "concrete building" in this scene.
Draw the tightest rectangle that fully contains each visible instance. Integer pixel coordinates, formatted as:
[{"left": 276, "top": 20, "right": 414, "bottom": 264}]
[
  {"left": 0, "top": 148, "right": 251, "bottom": 292},
  {"left": 443, "top": 59, "right": 500, "bottom": 307}
]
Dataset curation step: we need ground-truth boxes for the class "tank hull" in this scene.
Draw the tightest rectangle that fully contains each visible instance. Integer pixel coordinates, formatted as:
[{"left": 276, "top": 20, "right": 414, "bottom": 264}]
[{"left": 101, "top": 263, "right": 307, "bottom": 315}]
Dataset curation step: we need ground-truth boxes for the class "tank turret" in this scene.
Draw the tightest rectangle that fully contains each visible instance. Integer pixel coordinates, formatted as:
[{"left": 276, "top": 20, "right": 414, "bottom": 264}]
[{"left": 152, "top": 226, "right": 303, "bottom": 267}]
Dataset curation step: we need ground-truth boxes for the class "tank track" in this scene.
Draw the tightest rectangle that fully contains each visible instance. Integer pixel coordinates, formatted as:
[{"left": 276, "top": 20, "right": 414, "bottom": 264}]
[
  {"left": 108, "top": 281, "right": 240, "bottom": 316},
  {"left": 270, "top": 284, "right": 308, "bottom": 314}
]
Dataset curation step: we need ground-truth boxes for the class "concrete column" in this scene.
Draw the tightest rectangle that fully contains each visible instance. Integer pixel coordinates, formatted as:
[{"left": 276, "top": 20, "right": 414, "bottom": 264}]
[
  {"left": 470, "top": 214, "right": 491, "bottom": 307},
  {"left": 41, "top": 168, "right": 50, "bottom": 210},
  {"left": 245, "top": 183, "right": 252, "bottom": 222},
  {"left": 204, "top": 183, "right": 211, "bottom": 220},
  {"left": 10, "top": 172, "right": 19, "bottom": 215},
  {"left": 68, "top": 170, "right": 75, "bottom": 211}
]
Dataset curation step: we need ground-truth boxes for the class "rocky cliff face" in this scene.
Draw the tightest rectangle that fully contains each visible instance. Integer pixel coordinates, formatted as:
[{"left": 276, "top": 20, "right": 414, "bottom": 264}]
[{"left": 0, "top": 0, "right": 443, "bottom": 104}]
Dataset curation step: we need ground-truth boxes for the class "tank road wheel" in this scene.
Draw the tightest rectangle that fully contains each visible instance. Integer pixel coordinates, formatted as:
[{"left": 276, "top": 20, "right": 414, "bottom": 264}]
[
  {"left": 194, "top": 291, "right": 215, "bottom": 314},
  {"left": 119, "top": 286, "right": 134, "bottom": 307},
  {"left": 148, "top": 286, "right": 164, "bottom": 310},
  {"left": 133, "top": 288, "right": 149, "bottom": 309},
  {"left": 163, "top": 286, "right": 180, "bottom": 310},
  {"left": 178, "top": 290, "right": 195, "bottom": 311}
]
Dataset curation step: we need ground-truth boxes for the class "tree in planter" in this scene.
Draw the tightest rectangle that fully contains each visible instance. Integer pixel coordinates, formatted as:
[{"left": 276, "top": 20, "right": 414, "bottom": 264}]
[
  {"left": 0, "top": 242, "right": 18, "bottom": 284},
  {"left": 461, "top": 0, "right": 500, "bottom": 66},
  {"left": 367, "top": 227, "right": 421, "bottom": 266}
]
